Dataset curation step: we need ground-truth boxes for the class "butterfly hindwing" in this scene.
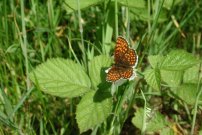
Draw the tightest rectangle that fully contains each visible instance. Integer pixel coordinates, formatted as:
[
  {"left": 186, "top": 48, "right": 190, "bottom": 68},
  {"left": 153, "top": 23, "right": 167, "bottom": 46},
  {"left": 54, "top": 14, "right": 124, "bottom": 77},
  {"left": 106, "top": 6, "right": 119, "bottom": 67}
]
[
  {"left": 106, "top": 66, "right": 133, "bottom": 82},
  {"left": 120, "top": 67, "right": 133, "bottom": 79},
  {"left": 106, "top": 66, "right": 121, "bottom": 82}
]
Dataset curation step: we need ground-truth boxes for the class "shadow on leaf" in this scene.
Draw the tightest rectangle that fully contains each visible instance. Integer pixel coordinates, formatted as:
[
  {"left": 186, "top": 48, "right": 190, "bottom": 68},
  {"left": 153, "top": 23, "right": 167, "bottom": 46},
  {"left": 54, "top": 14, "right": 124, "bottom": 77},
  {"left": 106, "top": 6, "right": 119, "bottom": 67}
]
[{"left": 93, "top": 67, "right": 112, "bottom": 102}]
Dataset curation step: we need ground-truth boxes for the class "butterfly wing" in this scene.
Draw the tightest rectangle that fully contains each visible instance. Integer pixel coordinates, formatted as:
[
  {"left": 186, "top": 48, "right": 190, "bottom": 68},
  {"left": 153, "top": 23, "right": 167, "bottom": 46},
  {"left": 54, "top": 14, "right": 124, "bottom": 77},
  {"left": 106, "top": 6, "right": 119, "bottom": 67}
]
[
  {"left": 122, "top": 49, "right": 138, "bottom": 67},
  {"left": 106, "top": 37, "right": 138, "bottom": 82},
  {"left": 106, "top": 66, "right": 133, "bottom": 82},
  {"left": 114, "top": 37, "right": 138, "bottom": 67},
  {"left": 114, "top": 37, "right": 128, "bottom": 64}
]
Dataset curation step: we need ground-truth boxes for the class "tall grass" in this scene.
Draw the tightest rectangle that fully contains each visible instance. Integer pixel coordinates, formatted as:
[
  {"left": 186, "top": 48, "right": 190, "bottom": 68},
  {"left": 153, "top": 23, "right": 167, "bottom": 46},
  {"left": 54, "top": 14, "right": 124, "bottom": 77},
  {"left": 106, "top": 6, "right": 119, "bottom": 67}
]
[{"left": 0, "top": 0, "right": 202, "bottom": 134}]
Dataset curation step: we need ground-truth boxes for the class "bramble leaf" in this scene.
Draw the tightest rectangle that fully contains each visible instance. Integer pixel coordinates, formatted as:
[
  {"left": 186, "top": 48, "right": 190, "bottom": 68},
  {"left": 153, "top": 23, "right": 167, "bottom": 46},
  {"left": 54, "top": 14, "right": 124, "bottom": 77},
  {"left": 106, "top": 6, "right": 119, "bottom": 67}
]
[
  {"left": 148, "top": 55, "right": 164, "bottom": 68},
  {"left": 159, "top": 50, "right": 200, "bottom": 70},
  {"left": 30, "top": 58, "right": 91, "bottom": 98},
  {"left": 161, "top": 70, "right": 183, "bottom": 87},
  {"left": 132, "top": 108, "right": 169, "bottom": 132},
  {"left": 88, "top": 55, "right": 112, "bottom": 89},
  {"left": 76, "top": 91, "right": 112, "bottom": 133},
  {"left": 144, "top": 68, "right": 161, "bottom": 91},
  {"left": 175, "top": 84, "right": 201, "bottom": 105}
]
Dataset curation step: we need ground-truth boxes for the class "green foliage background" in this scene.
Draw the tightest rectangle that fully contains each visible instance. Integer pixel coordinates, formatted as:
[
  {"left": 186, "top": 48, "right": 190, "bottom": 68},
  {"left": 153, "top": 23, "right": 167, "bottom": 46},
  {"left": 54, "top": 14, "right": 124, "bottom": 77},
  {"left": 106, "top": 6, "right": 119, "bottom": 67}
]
[{"left": 0, "top": 0, "right": 202, "bottom": 135}]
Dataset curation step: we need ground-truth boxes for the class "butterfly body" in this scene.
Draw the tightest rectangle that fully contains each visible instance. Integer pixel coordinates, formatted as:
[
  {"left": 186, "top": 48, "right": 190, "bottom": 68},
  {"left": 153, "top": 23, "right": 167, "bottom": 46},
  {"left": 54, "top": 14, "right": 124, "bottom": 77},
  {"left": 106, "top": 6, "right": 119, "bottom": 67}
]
[{"left": 106, "top": 36, "right": 138, "bottom": 82}]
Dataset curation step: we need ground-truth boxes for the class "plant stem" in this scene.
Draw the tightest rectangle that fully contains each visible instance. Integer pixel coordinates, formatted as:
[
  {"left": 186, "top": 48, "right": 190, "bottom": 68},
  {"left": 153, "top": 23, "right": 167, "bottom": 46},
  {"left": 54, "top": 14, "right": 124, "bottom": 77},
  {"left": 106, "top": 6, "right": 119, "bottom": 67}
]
[
  {"left": 20, "top": 0, "right": 30, "bottom": 90},
  {"left": 115, "top": 0, "right": 118, "bottom": 38},
  {"left": 191, "top": 70, "right": 202, "bottom": 135},
  {"left": 77, "top": 0, "right": 86, "bottom": 68}
]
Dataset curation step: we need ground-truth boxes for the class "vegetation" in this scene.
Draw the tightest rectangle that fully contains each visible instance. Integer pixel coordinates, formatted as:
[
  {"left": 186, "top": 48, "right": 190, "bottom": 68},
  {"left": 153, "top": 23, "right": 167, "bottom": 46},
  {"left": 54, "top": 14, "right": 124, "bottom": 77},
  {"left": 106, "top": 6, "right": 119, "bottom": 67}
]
[{"left": 0, "top": 0, "right": 202, "bottom": 134}]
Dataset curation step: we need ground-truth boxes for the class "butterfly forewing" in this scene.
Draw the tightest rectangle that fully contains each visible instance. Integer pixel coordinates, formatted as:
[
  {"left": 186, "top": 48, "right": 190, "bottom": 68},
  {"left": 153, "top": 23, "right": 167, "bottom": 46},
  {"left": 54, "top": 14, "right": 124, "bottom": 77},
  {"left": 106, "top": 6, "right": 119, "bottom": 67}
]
[
  {"left": 121, "top": 49, "right": 137, "bottom": 67},
  {"left": 114, "top": 37, "right": 138, "bottom": 67},
  {"left": 114, "top": 37, "right": 128, "bottom": 65}
]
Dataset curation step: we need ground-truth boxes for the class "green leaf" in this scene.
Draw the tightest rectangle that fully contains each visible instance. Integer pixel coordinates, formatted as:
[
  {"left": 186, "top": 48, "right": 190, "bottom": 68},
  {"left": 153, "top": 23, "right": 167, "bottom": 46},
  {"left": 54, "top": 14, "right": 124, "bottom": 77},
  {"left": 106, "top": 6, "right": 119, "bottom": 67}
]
[
  {"left": 161, "top": 70, "right": 183, "bottom": 87},
  {"left": 6, "top": 43, "right": 20, "bottom": 53},
  {"left": 160, "top": 50, "right": 200, "bottom": 70},
  {"left": 30, "top": 58, "right": 91, "bottom": 98},
  {"left": 160, "top": 127, "right": 175, "bottom": 135},
  {"left": 0, "top": 112, "right": 17, "bottom": 129},
  {"left": 144, "top": 68, "right": 161, "bottom": 91},
  {"left": 199, "top": 130, "right": 202, "bottom": 135},
  {"left": 175, "top": 84, "right": 200, "bottom": 105},
  {"left": 148, "top": 55, "right": 164, "bottom": 68},
  {"left": 88, "top": 55, "right": 112, "bottom": 89},
  {"left": 132, "top": 108, "right": 144, "bottom": 131},
  {"left": 132, "top": 108, "right": 169, "bottom": 132},
  {"left": 76, "top": 91, "right": 112, "bottom": 133},
  {"left": 0, "top": 88, "right": 13, "bottom": 117},
  {"left": 163, "top": 0, "right": 182, "bottom": 10},
  {"left": 130, "top": 8, "right": 168, "bottom": 22},
  {"left": 118, "top": 0, "right": 146, "bottom": 8},
  {"left": 183, "top": 64, "right": 202, "bottom": 83},
  {"left": 63, "top": 0, "right": 104, "bottom": 13},
  {"left": 119, "top": 0, "right": 182, "bottom": 10}
]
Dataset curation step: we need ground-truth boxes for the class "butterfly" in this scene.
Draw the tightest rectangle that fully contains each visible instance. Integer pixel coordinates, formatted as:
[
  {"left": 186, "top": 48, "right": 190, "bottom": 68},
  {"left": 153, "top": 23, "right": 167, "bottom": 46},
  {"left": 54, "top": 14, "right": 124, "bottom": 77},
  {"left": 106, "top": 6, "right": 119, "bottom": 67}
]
[{"left": 106, "top": 36, "right": 138, "bottom": 82}]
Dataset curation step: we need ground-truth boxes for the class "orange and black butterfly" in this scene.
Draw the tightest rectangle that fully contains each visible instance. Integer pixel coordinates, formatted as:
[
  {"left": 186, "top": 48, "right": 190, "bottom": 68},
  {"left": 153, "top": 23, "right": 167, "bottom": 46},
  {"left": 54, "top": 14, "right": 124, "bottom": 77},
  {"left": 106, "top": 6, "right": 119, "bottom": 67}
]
[{"left": 106, "top": 36, "right": 138, "bottom": 82}]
